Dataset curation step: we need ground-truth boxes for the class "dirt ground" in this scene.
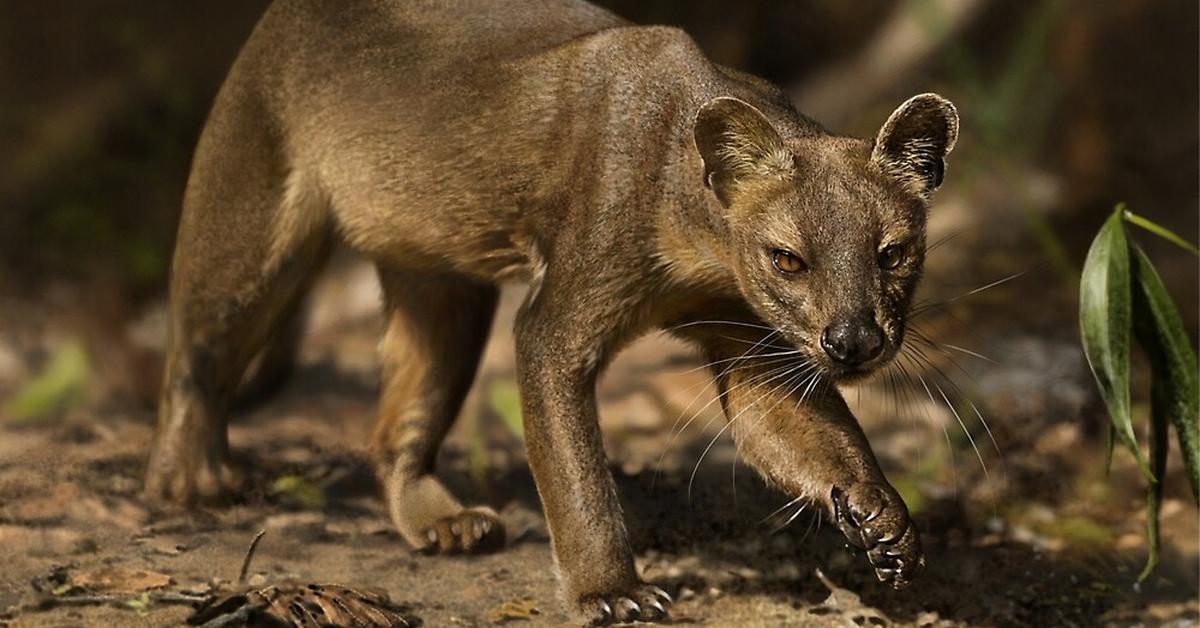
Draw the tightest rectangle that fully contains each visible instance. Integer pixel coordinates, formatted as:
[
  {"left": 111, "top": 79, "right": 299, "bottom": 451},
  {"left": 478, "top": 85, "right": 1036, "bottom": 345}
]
[{"left": 1, "top": 242, "right": 1198, "bottom": 627}]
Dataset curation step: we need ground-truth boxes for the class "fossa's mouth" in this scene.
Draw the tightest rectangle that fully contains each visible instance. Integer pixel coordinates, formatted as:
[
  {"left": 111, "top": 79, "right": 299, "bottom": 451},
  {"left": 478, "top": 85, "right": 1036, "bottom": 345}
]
[
  {"left": 823, "top": 351, "right": 897, "bottom": 384},
  {"left": 831, "top": 365, "right": 879, "bottom": 384}
]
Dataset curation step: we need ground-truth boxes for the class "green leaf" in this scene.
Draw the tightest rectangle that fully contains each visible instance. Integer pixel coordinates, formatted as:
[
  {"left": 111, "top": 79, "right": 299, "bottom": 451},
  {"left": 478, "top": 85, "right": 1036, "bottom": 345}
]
[
  {"left": 465, "top": 409, "right": 489, "bottom": 486},
  {"left": 1137, "top": 377, "right": 1169, "bottom": 582},
  {"left": 270, "top": 475, "right": 325, "bottom": 510},
  {"left": 1103, "top": 423, "right": 1115, "bottom": 474},
  {"left": 126, "top": 592, "right": 152, "bottom": 616},
  {"left": 1080, "top": 210, "right": 1150, "bottom": 479},
  {"left": 1131, "top": 244, "right": 1200, "bottom": 500},
  {"left": 3, "top": 339, "right": 90, "bottom": 424},
  {"left": 488, "top": 379, "right": 524, "bottom": 442},
  {"left": 1122, "top": 205, "right": 1200, "bottom": 257}
]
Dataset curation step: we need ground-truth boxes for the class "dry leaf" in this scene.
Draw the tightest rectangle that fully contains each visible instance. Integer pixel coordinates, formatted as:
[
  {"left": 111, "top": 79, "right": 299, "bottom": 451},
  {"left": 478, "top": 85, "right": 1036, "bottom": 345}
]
[
  {"left": 187, "top": 581, "right": 420, "bottom": 627},
  {"left": 72, "top": 566, "right": 172, "bottom": 594}
]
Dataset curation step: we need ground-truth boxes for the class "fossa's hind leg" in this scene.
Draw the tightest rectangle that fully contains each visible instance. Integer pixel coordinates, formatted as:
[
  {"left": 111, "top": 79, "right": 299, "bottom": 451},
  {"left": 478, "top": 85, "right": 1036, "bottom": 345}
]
[
  {"left": 146, "top": 93, "right": 330, "bottom": 505},
  {"left": 371, "top": 268, "right": 503, "bottom": 553}
]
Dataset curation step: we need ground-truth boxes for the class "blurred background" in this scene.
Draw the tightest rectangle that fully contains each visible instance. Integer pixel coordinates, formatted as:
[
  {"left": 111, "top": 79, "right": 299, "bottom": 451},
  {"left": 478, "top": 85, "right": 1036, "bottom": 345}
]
[{"left": 0, "top": 1, "right": 1196, "bottom": 626}]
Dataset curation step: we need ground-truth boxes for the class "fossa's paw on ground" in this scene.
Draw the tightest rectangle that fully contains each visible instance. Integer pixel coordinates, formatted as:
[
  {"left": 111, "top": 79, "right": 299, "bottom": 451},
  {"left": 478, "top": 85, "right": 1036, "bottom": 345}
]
[
  {"left": 418, "top": 508, "right": 505, "bottom": 554},
  {"left": 832, "top": 483, "right": 924, "bottom": 589},
  {"left": 578, "top": 584, "right": 672, "bottom": 626},
  {"left": 144, "top": 449, "right": 243, "bottom": 506}
]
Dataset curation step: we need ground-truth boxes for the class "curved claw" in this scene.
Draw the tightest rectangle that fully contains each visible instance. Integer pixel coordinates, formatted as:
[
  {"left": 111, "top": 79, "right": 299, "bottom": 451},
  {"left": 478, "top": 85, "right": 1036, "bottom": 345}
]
[
  {"left": 577, "top": 584, "right": 672, "bottom": 625},
  {"left": 831, "top": 482, "right": 924, "bottom": 588}
]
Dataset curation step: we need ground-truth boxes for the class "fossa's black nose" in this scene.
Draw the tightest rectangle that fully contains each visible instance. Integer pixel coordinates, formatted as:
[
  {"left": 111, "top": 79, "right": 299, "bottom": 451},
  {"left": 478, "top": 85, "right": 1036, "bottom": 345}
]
[{"left": 821, "top": 312, "right": 884, "bottom": 366}]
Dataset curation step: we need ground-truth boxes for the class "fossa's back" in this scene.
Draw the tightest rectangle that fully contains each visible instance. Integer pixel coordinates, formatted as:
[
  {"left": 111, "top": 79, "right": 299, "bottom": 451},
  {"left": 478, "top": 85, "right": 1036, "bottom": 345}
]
[{"left": 205, "top": 0, "right": 807, "bottom": 280}]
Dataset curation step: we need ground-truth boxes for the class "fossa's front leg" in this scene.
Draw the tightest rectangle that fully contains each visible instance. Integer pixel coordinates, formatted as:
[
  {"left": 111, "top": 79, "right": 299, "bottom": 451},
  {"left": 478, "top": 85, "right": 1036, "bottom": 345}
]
[
  {"left": 514, "top": 288, "right": 671, "bottom": 625},
  {"left": 703, "top": 335, "right": 923, "bottom": 588}
]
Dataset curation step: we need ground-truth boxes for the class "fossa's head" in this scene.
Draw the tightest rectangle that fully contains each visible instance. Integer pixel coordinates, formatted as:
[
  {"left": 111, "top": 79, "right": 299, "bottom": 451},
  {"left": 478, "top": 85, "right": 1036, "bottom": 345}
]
[{"left": 694, "top": 94, "right": 958, "bottom": 381}]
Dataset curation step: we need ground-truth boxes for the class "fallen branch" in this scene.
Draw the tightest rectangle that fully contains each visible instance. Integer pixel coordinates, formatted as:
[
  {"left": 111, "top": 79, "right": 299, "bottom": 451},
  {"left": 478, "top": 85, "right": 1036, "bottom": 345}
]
[{"left": 238, "top": 529, "right": 268, "bottom": 584}]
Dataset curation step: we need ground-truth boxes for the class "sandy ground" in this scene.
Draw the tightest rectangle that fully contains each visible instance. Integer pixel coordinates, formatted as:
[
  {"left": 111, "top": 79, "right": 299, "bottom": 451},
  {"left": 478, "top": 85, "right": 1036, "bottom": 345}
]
[{"left": 1, "top": 252, "right": 1197, "bottom": 627}]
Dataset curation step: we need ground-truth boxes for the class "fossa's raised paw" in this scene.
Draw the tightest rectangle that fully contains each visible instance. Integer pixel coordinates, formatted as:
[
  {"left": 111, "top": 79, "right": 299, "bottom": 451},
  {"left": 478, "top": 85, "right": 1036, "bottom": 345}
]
[
  {"left": 417, "top": 508, "right": 505, "bottom": 555},
  {"left": 831, "top": 483, "right": 924, "bottom": 589},
  {"left": 578, "top": 584, "right": 672, "bottom": 626}
]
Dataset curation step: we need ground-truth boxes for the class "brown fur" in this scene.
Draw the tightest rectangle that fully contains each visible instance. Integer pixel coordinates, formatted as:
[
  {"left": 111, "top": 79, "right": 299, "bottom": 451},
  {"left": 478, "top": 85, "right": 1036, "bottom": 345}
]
[{"left": 145, "top": 1, "right": 958, "bottom": 624}]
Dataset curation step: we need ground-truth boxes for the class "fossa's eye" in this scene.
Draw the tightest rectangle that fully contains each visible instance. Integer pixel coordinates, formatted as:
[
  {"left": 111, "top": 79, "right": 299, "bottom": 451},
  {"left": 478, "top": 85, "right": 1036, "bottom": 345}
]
[
  {"left": 878, "top": 244, "right": 905, "bottom": 270},
  {"left": 771, "top": 249, "right": 806, "bottom": 274}
]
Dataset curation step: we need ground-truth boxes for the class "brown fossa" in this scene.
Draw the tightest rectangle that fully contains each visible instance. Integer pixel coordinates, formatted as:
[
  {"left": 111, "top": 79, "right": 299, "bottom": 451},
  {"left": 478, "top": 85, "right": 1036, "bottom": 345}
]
[{"left": 146, "top": 0, "right": 958, "bottom": 624}]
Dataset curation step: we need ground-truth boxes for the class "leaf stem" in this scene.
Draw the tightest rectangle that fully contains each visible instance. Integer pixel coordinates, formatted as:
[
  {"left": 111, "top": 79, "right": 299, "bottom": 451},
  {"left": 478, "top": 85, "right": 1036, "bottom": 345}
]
[{"left": 1121, "top": 205, "right": 1200, "bottom": 256}]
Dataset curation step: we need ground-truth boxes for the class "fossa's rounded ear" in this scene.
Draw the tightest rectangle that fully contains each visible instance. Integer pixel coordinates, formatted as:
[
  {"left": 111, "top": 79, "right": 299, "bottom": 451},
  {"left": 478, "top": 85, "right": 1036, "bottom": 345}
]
[
  {"left": 871, "top": 93, "right": 958, "bottom": 198},
  {"left": 694, "top": 97, "right": 794, "bottom": 208}
]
